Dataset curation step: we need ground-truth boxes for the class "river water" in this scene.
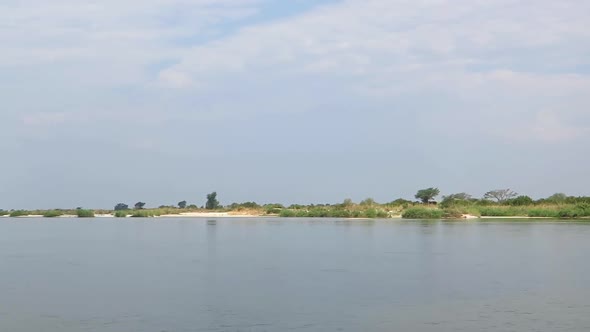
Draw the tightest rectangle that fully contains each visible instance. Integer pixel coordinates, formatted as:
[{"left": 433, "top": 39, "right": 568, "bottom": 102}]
[{"left": 1, "top": 218, "right": 589, "bottom": 331}]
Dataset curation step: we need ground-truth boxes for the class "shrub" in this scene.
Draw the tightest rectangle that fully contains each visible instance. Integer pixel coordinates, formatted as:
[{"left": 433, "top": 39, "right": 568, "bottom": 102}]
[
  {"left": 507, "top": 196, "right": 534, "bottom": 206},
  {"left": 527, "top": 209, "right": 559, "bottom": 218},
  {"left": 0, "top": 210, "right": 8, "bottom": 216},
  {"left": 402, "top": 207, "right": 444, "bottom": 219},
  {"left": 376, "top": 210, "right": 389, "bottom": 218},
  {"left": 42, "top": 210, "right": 63, "bottom": 218},
  {"left": 114, "top": 211, "right": 128, "bottom": 218},
  {"left": 443, "top": 208, "right": 465, "bottom": 219},
  {"left": 266, "top": 207, "right": 282, "bottom": 215},
  {"left": 9, "top": 210, "right": 29, "bottom": 217},
  {"left": 279, "top": 209, "right": 296, "bottom": 217},
  {"left": 364, "top": 208, "right": 377, "bottom": 218},
  {"left": 76, "top": 209, "right": 95, "bottom": 218}
]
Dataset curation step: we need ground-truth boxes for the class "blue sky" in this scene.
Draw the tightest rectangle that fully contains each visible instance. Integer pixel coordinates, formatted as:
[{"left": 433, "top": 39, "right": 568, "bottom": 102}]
[{"left": 1, "top": 0, "right": 589, "bottom": 209}]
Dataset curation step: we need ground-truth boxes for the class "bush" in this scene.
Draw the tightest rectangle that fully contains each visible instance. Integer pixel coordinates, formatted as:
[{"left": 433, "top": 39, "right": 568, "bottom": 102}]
[
  {"left": 42, "top": 210, "right": 63, "bottom": 218},
  {"left": 364, "top": 208, "right": 377, "bottom": 218},
  {"left": 114, "top": 211, "right": 128, "bottom": 218},
  {"left": 527, "top": 209, "right": 559, "bottom": 218},
  {"left": 402, "top": 207, "right": 444, "bottom": 219},
  {"left": 279, "top": 209, "right": 297, "bottom": 217},
  {"left": 0, "top": 210, "right": 8, "bottom": 216},
  {"left": 9, "top": 210, "right": 29, "bottom": 217},
  {"left": 266, "top": 207, "right": 282, "bottom": 215},
  {"left": 507, "top": 196, "right": 534, "bottom": 206},
  {"left": 443, "top": 208, "right": 465, "bottom": 219},
  {"left": 76, "top": 209, "right": 95, "bottom": 218}
]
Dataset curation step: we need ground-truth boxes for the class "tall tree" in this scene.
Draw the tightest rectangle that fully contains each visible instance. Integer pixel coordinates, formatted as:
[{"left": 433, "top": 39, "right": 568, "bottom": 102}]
[
  {"left": 178, "top": 200, "right": 187, "bottom": 209},
  {"left": 415, "top": 188, "right": 440, "bottom": 204},
  {"left": 205, "top": 192, "right": 220, "bottom": 210},
  {"left": 134, "top": 202, "right": 146, "bottom": 210},
  {"left": 483, "top": 189, "right": 518, "bottom": 203},
  {"left": 114, "top": 203, "right": 129, "bottom": 211}
]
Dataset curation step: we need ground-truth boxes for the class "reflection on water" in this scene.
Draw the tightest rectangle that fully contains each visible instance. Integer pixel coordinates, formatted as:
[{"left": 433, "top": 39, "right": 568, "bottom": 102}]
[{"left": 1, "top": 218, "right": 590, "bottom": 331}]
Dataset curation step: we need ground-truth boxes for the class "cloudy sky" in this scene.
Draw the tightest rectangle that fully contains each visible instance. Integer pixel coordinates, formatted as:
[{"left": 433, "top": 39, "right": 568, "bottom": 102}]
[{"left": 1, "top": 0, "right": 589, "bottom": 209}]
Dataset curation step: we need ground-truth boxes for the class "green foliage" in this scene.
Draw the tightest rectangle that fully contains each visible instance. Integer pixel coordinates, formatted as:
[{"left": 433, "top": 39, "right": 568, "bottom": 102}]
[
  {"left": 205, "top": 192, "right": 220, "bottom": 210},
  {"left": 507, "top": 195, "right": 534, "bottom": 206},
  {"left": 42, "top": 210, "right": 63, "bottom": 218},
  {"left": 114, "top": 203, "right": 129, "bottom": 211},
  {"left": 483, "top": 189, "right": 518, "bottom": 203},
  {"left": 527, "top": 208, "right": 559, "bottom": 218},
  {"left": 389, "top": 198, "right": 412, "bottom": 207},
  {"left": 360, "top": 198, "right": 376, "bottom": 206},
  {"left": 134, "top": 202, "right": 146, "bottom": 210},
  {"left": 342, "top": 198, "right": 354, "bottom": 207},
  {"left": 402, "top": 207, "right": 444, "bottom": 219},
  {"left": 114, "top": 211, "right": 128, "bottom": 218},
  {"left": 76, "top": 209, "right": 95, "bottom": 218},
  {"left": 178, "top": 201, "right": 187, "bottom": 209},
  {"left": 0, "top": 210, "right": 8, "bottom": 216},
  {"left": 558, "top": 203, "right": 590, "bottom": 218},
  {"left": 440, "top": 193, "right": 473, "bottom": 208},
  {"left": 415, "top": 188, "right": 440, "bottom": 204},
  {"left": 546, "top": 193, "right": 567, "bottom": 204},
  {"left": 442, "top": 208, "right": 465, "bottom": 219},
  {"left": 9, "top": 210, "right": 28, "bottom": 217}
]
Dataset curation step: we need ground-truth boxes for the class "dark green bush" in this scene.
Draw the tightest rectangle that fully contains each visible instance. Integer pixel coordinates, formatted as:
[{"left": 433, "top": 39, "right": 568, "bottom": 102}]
[
  {"left": 76, "top": 209, "right": 95, "bottom": 218},
  {"left": 402, "top": 207, "right": 444, "bottom": 219},
  {"left": 527, "top": 209, "right": 559, "bottom": 218},
  {"left": 42, "top": 210, "right": 63, "bottom": 218},
  {"left": 9, "top": 210, "right": 29, "bottom": 217},
  {"left": 279, "top": 209, "right": 297, "bottom": 217},
  {"left": 364, "top": 209, "right": 377, "bottom": 218},
  {"left": 114, "top": 211, "right": 128, "bottom": 218}
]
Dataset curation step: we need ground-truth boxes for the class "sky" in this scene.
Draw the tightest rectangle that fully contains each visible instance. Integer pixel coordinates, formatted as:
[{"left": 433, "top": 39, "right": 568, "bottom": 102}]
[{"left": 1, "top": 0, "right": 589, "bottom": 209}]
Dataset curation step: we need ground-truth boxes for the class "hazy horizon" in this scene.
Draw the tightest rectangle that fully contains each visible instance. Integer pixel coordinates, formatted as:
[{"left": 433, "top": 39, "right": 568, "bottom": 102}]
[{"left": 2, "top": 0, "right": 589, "bottom": 210}]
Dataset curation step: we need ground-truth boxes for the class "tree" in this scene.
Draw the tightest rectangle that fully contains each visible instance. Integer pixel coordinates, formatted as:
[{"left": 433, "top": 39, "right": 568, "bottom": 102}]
[
  {"left": 507, "top": 195, "right": 534, "bottom": 206},
  {"left": 360, "top": 198, "right": 376, "bottom": 206},
  {"left": 484, "top": 189, "right": 518, "bottom": 203},
  {"left": 547, "top": 193, "right": 567, "bottom": 203},
  {"left": 178, "top": 200, "right": 187, "bottom": 209},
  {"left": 415, "top": 188, "right": 440, "bottom": 204},
  {"left": 440, "top": 193, "right": 472, "bottom": 208},
  {"left": 114, "top": 203, "right": 129, "bottom": 211},
  {"left": 134, "top": 202, "right": 146, "bottom": 210},
  {"left": 342, "top": 198, "right": 354, "bottom": 207},
  {"left": 205, "top": 192, "right": 220, "bottom": 210}
]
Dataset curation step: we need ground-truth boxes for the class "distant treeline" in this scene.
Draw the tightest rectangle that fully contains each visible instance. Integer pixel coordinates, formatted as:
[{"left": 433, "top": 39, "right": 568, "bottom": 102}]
[{"left": 2, "top": 189, "right": 590, "bottom": 219}]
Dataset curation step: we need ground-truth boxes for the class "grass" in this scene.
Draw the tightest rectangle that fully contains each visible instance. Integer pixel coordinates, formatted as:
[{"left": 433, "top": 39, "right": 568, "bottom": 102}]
[
  {"left": 114, "top": 211, "right": 128, "bottom": 218},
  {"left": 401, "top": 207, "right": 444, "bottom": 219},
  {"left": 9, "top": 210, "right": 29, "bottom": 217},
  {"left": 279, "top": 207, "right": 390, "bottom": 219},
  {"left": 76, "top": 209, "right": 95, "bottom": 218},
  {"left": 42, "top": 210, "right": 63, "bottom": 218}
]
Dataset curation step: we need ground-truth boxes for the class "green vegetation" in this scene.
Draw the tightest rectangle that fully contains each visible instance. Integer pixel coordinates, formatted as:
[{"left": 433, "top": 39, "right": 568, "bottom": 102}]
[
  {"left": 42, "top": 210, "right": 63, "bottom": 218},
  {"left": 206, "top": 192, "right": 220, "bottom": 210},
  {"left": 114, "top": 211, "right": 127, "bottom": 218},
  {"left": 402, "top": 207, "right": 444, "bottom": 219},
  {"left": 114, "top": 203, "right": 129, "bottom": 211},
  {"left": 9, "top": 210, "right": 29, "bottom": 217},
  {"left": 76, "top": 209, "right": 95, "bottom": 218},
  {"left": 415, "top": 188, "right": 440, "bottom": 204},
  {"left": 3, "top": 190, "right": 590, "bottom": 221}
]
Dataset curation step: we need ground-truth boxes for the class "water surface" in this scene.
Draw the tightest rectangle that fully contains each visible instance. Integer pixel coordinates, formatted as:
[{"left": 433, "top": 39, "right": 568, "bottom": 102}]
[{"left": 1, "top": 218, "right": 589, "bottom": 331}]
